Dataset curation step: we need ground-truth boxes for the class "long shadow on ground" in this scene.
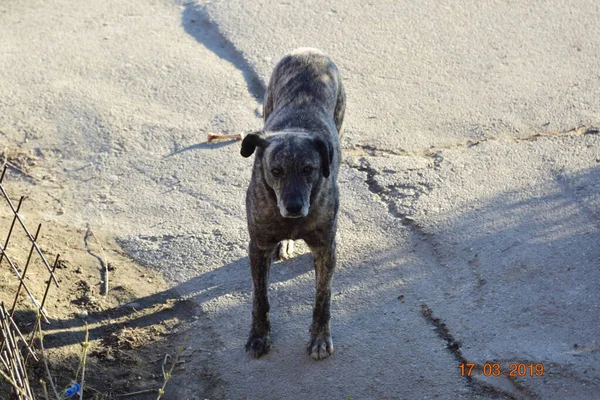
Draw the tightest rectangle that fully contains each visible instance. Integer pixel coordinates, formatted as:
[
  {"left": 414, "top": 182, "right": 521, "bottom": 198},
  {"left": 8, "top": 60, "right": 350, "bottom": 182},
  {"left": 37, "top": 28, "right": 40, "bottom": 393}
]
[{"left": 181, "top": 3, "right": 265, "bottom": 101}]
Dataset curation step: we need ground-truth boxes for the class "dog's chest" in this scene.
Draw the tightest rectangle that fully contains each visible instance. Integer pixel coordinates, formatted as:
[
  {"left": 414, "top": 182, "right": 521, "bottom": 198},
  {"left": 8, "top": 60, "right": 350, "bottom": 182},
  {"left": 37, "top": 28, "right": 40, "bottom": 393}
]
[{"left": 252, "top": 212, "right": 321, "bottom": 243}]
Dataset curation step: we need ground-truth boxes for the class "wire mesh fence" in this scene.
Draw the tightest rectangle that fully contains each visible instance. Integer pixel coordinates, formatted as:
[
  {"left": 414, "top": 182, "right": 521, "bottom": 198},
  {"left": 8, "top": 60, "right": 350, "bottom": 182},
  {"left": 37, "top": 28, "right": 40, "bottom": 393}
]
[{"left": 0, "top": 165, "right": 61, "bottom": 399}]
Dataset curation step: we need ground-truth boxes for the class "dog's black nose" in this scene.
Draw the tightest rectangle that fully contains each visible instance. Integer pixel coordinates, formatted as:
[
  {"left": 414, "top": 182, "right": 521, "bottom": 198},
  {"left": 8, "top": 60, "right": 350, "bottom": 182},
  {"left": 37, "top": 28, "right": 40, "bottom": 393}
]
[{"left": 286, "top": 201, "right": 303, "bottom": 215}]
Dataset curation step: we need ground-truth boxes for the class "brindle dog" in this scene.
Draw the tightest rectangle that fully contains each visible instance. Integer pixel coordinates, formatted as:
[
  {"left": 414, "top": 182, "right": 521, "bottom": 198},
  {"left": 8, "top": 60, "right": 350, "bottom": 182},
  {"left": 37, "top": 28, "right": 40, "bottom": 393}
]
[{"left": 240, "top": 48, "right": 345, "bottom": 360}]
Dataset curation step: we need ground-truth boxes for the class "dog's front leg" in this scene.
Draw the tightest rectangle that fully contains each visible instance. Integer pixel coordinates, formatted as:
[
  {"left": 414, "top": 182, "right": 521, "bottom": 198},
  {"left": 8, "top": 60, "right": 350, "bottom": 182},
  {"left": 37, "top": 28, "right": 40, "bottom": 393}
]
[
  {"left": 246, "top": 240, "right": 275, "bottom": 357},
  {"left": 307, "top": 241, "right": 336, "bottom": 360}
]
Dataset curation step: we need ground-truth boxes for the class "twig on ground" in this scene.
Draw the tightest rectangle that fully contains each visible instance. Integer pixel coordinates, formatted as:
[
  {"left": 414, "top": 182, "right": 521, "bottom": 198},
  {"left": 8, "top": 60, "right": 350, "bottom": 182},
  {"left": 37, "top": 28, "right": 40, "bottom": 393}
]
[
  {"left": 84, "top": 225, "right": 109, "bottom": 296},
  {"left": 0, "top": 146, "right": 7, "bottom": 172},
  {"left": 6, "top": 162, "right": 37, "bottom": 180},
  {"left": 40, "top": 379, "right": 50, "bottom": 400},
  {"left": 0, "top": 148, "right": 37, "bottom": 180},
  {"left": 157, "top": 337, "right": 188, "bottom": 400},
  {"left": 75, "top": 323, "right": 90, "bottom": 399},
  {"left": 161, "top": 354, "right": 169, "bottom": 379},
  {"left": 116, "top": 388, "right": 157, "bottom": 398},
  {"left": 207, "top": 132, "right": 243, "bottom": 142}
]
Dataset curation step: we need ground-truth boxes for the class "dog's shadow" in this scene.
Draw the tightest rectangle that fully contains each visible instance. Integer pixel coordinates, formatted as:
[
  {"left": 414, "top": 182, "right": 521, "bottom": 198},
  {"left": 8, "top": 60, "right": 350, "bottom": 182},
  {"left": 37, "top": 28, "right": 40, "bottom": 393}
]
[
  {"left": 30, "top": 250, "right": 315, "bottom": 349},
  {"left": 180, "top": 3, "right": 265, "bottom": 101},
  {"left": 163, "top": 3, "right": 267, "bottom": 160}
]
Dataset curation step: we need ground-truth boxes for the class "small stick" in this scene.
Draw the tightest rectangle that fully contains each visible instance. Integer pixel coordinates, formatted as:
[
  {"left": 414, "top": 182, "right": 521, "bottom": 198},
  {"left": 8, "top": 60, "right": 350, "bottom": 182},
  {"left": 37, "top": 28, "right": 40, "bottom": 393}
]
[
  {"left": 37, "top": 313, "right": 60, "bottom": 400},
  {"left": 6, "top": 162, "right": 37, "bottom": 180},
  {"left": 157, "top": 341, "right": 187, "bottom": 400},
  {"left": 84, "top": 225, "right": 109, "bottom": 296},
  {"left": 40, "top": 379, "right": 50, "bottom": 400},
  {"left": 0, "top": 148, "right": 7, "bottom": 178},
  {"left": 78, "top": 323, "right": 90, "bottom": 400},
  {"left": 207, "top": 132, "right": 243, "bottom": 142},
  {"left": 161, "top": 354, "right": 169, "bottom": 379},
  {"left": 116, "top": 388, "right": 157, "bottom": 398}
]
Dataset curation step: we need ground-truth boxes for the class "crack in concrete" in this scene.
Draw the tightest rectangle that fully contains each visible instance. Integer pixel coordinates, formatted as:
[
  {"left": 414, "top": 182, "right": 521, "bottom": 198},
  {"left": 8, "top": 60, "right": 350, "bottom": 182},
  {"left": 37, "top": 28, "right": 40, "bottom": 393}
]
[
  {"left": 420, "top": 304, "right": 470, "bottom": 376},
  {"left": 346, "top": 144, "right": 418, "bottom": 158},
  {"left": 344, "top": 130, "right": 577, "bottom": 398},
  {"left": 420, "top": 304, "right": 534, "bottom": 400},
  {"left": 454, "top": 124, "right": 599, "bottom": 148},
  {"left": 344, "top": 144, "right": 444, "bottom": 171},
  {"left": 347, "top": 124, "right": 598, "bottom": 162},
  {"left": 182, "top": 3, "right": 266, "bottom": 101},
  {"left": 348, "top": 152, "right": 521, "bottom": 396},
  {"left": 346, "top": 157, "right": 434, "bottom": 232},
  {"left": 346, "top": 155, "right": 545, "bottom": 398},
  {"left": 345, "top": 123, "right": 598, "bottom": 230},
  {"left": 350, "top": 158, "right": 411, "bottom": 221}
]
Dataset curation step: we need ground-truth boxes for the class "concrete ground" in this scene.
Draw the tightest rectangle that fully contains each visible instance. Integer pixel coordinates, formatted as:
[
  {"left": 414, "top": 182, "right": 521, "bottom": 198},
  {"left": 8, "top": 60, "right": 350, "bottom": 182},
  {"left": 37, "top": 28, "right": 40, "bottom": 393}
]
[{"left": 1, "top": 0, "right": 598, "bottom": 399}]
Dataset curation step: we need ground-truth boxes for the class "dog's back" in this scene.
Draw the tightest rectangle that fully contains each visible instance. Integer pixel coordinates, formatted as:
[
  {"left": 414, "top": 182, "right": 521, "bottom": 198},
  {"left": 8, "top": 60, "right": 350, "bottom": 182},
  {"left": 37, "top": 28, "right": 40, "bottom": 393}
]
[{"left": 263, "top": 48, "right": 346, "bottom": 137}]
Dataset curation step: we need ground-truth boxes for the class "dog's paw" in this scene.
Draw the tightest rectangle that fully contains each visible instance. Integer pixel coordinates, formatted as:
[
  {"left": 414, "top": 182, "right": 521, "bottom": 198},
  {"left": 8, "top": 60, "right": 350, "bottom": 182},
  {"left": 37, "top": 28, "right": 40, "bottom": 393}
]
[
  {"left": 246, "top": 335, "right": 272, "bottom": 358},
  {"left": 307, "top": 336, "right": 334, "bottom": 360},
  {"left": 277, "top": 240, "right": 295, "bottom": 260}
]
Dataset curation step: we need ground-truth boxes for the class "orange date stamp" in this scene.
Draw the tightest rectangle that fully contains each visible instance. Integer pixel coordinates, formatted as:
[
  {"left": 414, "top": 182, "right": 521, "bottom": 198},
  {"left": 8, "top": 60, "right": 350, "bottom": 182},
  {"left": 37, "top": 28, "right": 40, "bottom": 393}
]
[{"left": 459, "top": 362, "right": 545, "bottom": 377}]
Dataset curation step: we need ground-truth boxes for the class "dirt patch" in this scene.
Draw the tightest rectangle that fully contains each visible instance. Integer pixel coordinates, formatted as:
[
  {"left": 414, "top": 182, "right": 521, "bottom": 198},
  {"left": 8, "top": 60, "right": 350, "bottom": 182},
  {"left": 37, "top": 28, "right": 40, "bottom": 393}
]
[
  {"left": 0, "top": 146, "right": 38, "bottom": 171},
  {"left": 0, "top": 163, "right": 205, "bottom": 399}
]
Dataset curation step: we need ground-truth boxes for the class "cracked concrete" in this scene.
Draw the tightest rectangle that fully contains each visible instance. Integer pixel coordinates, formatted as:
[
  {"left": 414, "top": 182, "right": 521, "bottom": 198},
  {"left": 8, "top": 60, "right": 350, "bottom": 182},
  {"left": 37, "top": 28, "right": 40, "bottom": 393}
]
[
  {"left": 1, "top": 0, "right": 599, "bottom": 398},
  {"left": 344, "top": 130, "right": 600, "bottom": 399}
]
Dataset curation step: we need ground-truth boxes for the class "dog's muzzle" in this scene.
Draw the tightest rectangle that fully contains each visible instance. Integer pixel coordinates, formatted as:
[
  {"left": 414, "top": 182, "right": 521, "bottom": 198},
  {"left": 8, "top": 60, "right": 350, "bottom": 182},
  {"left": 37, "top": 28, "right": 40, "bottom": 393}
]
[{"left": 279, "top": 198, "right": 309, "bottom": 218}]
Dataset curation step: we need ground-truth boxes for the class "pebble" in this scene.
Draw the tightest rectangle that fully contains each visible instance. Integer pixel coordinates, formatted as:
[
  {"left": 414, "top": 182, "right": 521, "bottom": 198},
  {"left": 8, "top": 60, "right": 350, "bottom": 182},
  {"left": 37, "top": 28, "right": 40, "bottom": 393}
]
[{"left": 77, "top": 310, "right": 88, "bottom": 319}]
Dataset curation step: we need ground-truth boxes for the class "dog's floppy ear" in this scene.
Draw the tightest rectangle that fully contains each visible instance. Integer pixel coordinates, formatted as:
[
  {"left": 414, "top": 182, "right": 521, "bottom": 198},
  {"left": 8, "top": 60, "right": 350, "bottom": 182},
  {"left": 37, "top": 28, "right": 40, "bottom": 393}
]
[
  {"left": 314, "top": 138, "right": 333, "bottom": 178},
  {"left": 240, "top": 131, "right": 266, "bottom": 157}
]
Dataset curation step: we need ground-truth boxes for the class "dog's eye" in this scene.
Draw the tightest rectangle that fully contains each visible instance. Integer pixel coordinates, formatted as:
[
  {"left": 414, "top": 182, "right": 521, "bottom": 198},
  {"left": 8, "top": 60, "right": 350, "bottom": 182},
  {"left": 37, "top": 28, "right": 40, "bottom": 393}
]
[
  {"left": 271, "top": 168, "right": 282, "bottom": 176},
  {"left": 302, "top": 166, "right": 312, "bottom": 174}
]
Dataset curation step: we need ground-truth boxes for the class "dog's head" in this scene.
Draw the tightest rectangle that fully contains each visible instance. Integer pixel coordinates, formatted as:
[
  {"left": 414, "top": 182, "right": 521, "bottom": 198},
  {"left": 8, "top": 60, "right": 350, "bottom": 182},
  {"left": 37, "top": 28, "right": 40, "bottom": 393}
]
[{"left": 241, "top": 131, "right": 333, "bottom": 218}]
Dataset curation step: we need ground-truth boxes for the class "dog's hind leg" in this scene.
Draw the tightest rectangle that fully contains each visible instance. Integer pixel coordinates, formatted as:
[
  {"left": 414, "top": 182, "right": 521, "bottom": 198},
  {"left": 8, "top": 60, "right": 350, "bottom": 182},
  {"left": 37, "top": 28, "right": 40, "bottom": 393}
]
[
  {"left": 305, "top": 239, "right": 336, "bottom": 360},
  {"left": 276, "top": 240, "right": 295, "bottom": 260},
  {"left": 246, "top": 241, "right": 276, "bottom": 358}
]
